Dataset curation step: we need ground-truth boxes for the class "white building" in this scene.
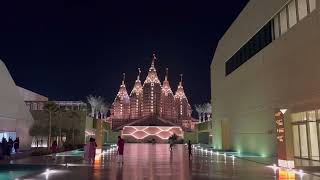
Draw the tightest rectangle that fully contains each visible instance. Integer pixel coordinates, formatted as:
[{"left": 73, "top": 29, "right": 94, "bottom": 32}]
[
  {"left": 211, "top": 0, "right": 319, "bottom": 166},
  {"left": 0, "top": 60, "right": 34, "bottom": 150}
]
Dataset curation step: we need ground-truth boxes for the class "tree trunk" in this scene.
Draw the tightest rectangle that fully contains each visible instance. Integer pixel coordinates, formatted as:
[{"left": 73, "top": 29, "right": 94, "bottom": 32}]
[
  {"left": 48, "top": 112, "right": 52, "bottom": 149},
  {"left": 91, "top": 107, "right": 94, "bottom": 117},
  {"left": 59, "top": 112, "right": 62, "bottom": 147},
  {"left": 72, "top": 117, "right": 75, "bottom": 146}
]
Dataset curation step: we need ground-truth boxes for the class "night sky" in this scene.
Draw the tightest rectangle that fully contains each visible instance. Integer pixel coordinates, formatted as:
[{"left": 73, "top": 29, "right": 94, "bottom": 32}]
[{"left": 0, "top": 1, "right": 248, "bottom": 107}]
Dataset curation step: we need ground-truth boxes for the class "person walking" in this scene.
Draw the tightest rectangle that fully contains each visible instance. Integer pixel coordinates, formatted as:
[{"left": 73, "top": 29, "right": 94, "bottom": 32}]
[
  {"left": 117, "top": 136, "right": 125, "bottom": 164},
  {"left": 88, "top": 138, "right": 97, "bottom": 163},
  {"left": 51, "top": 140, "right": 58, "bottom": 160},
  {"left": 13, "top": 137, "right": 19, "bottom": 153},
  {"left": 187, "top": 140, "right": 192, "bottom": 159},
  {"left": 169, "top": 139, "right": 174, "bottom": 151}
]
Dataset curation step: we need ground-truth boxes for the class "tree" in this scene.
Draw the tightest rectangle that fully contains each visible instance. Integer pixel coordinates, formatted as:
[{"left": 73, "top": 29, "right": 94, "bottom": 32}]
[
  {"left": 69, "top": 111, "right": 80, "bottom": 146},
  {"left": 87, "top": 95, "right": 104, "bottom": 118},
  {"left": 169, "top": 133, "right": 178, "bottom": 142},
  {"left": 57, "top": 107, "right": 66, "bottom": 147},
  {"left": 29, "top": 124, "right": 47, "bottom": 148},
  {"left": 194, "top": 104, "right": 202, "bottom": 121},
  {"left": 43, "top": 101, "right": 59, "bottom": 148},
  {"left": 100, "top": 103, "right": 110, "bottom": 119},
  {"left": 204, "top": 103, "right": 212, "bottom": 121}
]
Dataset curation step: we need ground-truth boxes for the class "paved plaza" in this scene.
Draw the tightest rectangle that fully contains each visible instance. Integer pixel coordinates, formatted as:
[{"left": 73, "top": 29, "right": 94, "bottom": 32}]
[{"left": 6, "top": 144, "right": 320, "bottom": 180}]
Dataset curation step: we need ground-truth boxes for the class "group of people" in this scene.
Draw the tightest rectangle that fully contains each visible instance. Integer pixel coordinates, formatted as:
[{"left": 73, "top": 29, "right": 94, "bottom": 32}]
[
  {"left": 0, "top": 137, "right": 19, "bottom": 160},
  {"left": 84, "top": 136, "right": 125, "bottom": 164},
  {"left": 84, "top": 137, "right": 98, "bottom": 163}
]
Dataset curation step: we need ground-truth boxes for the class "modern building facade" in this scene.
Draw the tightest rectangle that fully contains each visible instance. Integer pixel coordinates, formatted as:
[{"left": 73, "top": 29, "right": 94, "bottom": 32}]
[
  {"left": 211, "top": 0, "right": 319, "bottom": 166},
  {"left": 0, "top": 60, "right": 34, "bottom": 150}
]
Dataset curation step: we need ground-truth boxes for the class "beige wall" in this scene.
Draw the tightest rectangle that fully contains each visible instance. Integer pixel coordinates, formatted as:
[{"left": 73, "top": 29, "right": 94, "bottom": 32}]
[
  {"left": 211, "top": 0, "right": 320, "bottom": 156},
  {"left": 0, "top": 60, "right": 34, "bottom": 150}
]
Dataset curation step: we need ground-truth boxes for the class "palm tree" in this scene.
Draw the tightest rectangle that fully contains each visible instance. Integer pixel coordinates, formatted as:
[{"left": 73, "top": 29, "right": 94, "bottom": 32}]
[
  {"left": 204, "top": 103, "right": 212, "bottom": 121},
  {"left": 195, "top": 104, "right": 202, "bottom": 121},
  {"left": 44, "top": 101, "right": 59, "bottom": 148},
  {"left": 87, "top": 95, "right": 104, "bottom": 118},
  {"left": 100, "top": 103, "right": 110, "bottom": 119}
]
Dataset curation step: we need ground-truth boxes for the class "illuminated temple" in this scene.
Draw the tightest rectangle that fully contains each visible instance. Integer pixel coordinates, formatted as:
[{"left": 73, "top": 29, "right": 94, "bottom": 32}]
[{"left": 110, "top": 54, "right": 193, "bottom": 141}]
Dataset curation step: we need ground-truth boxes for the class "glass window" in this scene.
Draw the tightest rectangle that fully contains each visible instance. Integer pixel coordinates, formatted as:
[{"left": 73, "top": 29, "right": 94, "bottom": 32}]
[
  {"left": 273, "top": 15, "right": 280, "bottom": 39},
  {"left": 300, "top": 124, "right": 309, "bottom": 158},
  {"left": 280, "top": 7, "right": 288, "bottom": 34},
  {"left": 317, "top": 110, "right": 320, "bottom": 119},
  {"left": 297, "top": 0, "right": 308, "bottom": 20},
  {"left": 307, "top": 110, "right": 316, "bottom": 121},
  {"left": 291, "top": 112, "right": 307, "bottom": 122},
  {"left": 309, "top": 0, "right": 316, "bottom": 12},
  {"left": 293, "top": 125, "right": 301, "bottom": 157},
  {"left": 309, "top": 122, "right": 319, "bottom": 160},
  {"left": 288, "top": 0, "right": 298, "bottom": 28}
]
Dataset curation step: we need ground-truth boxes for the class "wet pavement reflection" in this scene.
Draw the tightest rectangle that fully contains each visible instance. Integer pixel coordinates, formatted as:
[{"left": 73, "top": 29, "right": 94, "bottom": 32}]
[{"left": 19, "top": 144, "right": 320, "bottom": 179}]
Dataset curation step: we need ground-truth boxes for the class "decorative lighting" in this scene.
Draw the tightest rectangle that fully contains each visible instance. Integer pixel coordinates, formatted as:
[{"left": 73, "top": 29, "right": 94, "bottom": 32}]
[
  {"left": 280, "top": 109, "right": 287, "bottom": 114},
  {"left": 122, "top": 126, "right": 183, "bottom": 140}
]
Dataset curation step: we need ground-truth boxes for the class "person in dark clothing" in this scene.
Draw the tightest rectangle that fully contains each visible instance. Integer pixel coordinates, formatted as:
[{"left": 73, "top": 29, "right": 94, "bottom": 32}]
[
  {"left": 187, "top": 140, "right": 192, "bottom": 159},
  {"left": 7, "top": 138, "right": 13, "bottom": 157},
  {"left": 117, "top": 136, "right": 125, "bottom": 164},
  {"left": 2, "top": 138, "right": 8, "bottom": 159},
  {"left": 0, "top": 142, "right": 3, "bottom": 160},
  {"left": 14, "top": 137, "right": 19, "bottom": 153}
]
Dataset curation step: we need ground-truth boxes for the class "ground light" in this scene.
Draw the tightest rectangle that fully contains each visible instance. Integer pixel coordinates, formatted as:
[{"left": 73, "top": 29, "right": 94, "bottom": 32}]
[{"left": 267, "top": 164, "right": 305, "bottom": 179}]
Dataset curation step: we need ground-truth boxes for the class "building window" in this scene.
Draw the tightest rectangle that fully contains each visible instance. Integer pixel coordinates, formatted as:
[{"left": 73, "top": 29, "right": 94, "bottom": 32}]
[
  {"left": 280, "top": 7, "right": 288, "bottom": 34},
  {"left": 292, "top": 110, "right": 320, "bottom": 160},
  {"left": 297, "top": 0, "right": 308, "bottom": 20},
  {"left": 288, "top": 0, "right": 298, "bottom": 28},
  {"left": 273, "top": 15, "right": 280, "bottom": 39},
  {"left": 309, "top": 121, "right": 319, "bottom": 160},
  {"left": 225, "top": 0, "right": 316, "bottom": 76},
  {"left": 299, "top": 124, "right": 309, "bottom": 158},
  {"left": 309, "top": 0, "right": 316, "bottom": 12},
  {"left": 225, "top": 21, "right": 272, "bottom": 76},
  {"left": 292, "top": 125, "right": 300, "bottom": 157}
]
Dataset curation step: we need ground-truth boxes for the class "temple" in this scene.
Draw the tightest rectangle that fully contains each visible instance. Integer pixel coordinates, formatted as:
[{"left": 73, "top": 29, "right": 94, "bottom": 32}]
[{"left": 110, "top": 54, "right": 193, "bottom": 141}]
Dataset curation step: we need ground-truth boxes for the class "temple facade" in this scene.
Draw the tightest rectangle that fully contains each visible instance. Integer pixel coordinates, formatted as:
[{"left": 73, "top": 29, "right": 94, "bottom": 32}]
[{"left": 110, "top": 54, "right": 192, "bottom": 130}]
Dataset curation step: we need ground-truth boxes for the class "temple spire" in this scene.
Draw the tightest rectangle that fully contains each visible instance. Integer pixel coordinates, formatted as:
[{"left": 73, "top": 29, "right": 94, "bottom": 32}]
[
  {"left": 165, "top": 68, "right": 169, "bottom": 81},
  {"left": 122, "top": 73, "right": 126, "bottom": 85},
  {"left": 137, "top": 68, "right": 141, "bottom": 80},
  {"left": 180, "top": 74, "right": 183, "bottom": 86},
  {"left": 151, "top": 53, "right": 157, "bottom": 69}
]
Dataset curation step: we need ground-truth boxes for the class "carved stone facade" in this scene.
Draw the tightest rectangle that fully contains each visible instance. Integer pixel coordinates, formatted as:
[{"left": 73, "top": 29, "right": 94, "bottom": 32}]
[
  {"left": 111, "top": 74, "right": 130, "bottom": 120},
  {"left": 111, "top": 54, "right": 192, "bottom": 130}
]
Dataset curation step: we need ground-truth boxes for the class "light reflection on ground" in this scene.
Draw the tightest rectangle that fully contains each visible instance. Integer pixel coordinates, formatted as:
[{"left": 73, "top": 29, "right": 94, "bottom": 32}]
[{"left": 11, "top": 144, "right": 320, "bottom": 180}]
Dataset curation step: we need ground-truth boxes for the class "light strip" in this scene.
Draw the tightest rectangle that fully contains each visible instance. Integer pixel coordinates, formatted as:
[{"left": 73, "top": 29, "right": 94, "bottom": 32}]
[{"left": 122, "top": 126, "right": 183, "bottom": 140}]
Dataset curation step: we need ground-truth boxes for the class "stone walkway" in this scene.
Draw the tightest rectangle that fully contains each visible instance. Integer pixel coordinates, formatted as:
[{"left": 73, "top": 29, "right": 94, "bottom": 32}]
[{"left": 10, "top": 144, "right": 320, "bottom": 179}]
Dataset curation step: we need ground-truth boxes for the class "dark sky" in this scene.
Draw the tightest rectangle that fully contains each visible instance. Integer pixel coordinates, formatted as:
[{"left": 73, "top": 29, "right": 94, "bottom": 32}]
[{"left": 0, "top": 0, "right": 248, "bottom": 106}]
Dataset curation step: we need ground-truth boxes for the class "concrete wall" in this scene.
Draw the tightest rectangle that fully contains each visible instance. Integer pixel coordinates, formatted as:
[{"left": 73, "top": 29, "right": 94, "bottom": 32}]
[
  {"left": 0, "top": 60, "right": 34, "bottom": 150},
  {"left": 211, "top": 0, "right": 320, "bottom": 156}
]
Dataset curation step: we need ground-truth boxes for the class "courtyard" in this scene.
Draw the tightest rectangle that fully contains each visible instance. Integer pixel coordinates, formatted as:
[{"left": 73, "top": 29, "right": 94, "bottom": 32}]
[{"left": 0, "top": 144, "right": 318, "bottom": 179}]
